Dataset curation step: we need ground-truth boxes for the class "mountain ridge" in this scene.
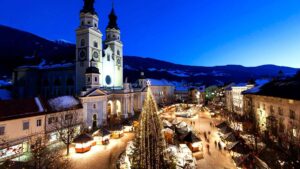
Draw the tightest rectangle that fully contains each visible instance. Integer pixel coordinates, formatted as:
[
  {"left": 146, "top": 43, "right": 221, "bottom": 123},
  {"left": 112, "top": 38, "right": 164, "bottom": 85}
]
[{"left": 0, "top": 25, "right": 299, "bottom": 86}]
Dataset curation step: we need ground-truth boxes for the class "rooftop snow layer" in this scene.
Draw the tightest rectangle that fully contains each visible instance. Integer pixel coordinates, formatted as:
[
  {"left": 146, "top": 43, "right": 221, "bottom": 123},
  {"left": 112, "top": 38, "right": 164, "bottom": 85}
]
[{"left": 48, "top": 96, "right": 80, "bottom": 111}]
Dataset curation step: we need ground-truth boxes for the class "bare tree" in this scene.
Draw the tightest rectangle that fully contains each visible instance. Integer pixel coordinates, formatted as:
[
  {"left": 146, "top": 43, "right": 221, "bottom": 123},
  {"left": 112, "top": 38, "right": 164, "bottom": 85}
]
[
  {"left": 28, "top": 136, "right": 72, "bottom": 169},
  {"left": 52, "top": 110, "right": 83, "bottom": 156}
]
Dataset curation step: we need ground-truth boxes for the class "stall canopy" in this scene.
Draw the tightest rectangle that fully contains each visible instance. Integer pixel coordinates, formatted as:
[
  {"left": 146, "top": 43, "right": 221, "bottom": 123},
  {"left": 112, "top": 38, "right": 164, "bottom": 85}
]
[
  {"left": 162, "top": 120, "right": 173, "bottom": 128},
  {"left": 184, "top": 132, "right": 201, "bottom": 143},
  {"left": 233, "top": 154, "right": 270, "bottom": 169},
  {"left": 216, "top": 121, "right": 228, "bottom": 129},
  {"left": 227, "top": 141, "right": 250, "bottom": 154},
  {"left": 110, "top": 125, "right": 124, "bottom": 131},
  {"left": 92, "top": 128, "right": 111, "bottom": 137},
  {"left": 221, "top": 132, "right": 237, "bottom": 142},
  {"left": 219, "top": 126, "right": 233, "bottom": 134},
  {"left": 73, "top": 133, "right": 93, "bottom": 143}
]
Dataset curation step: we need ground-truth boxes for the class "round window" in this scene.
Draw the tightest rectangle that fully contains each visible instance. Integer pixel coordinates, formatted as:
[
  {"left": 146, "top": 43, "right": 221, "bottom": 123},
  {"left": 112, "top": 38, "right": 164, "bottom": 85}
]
[{"left": 105, "top": 75, "right": 111, "bottom": 85}]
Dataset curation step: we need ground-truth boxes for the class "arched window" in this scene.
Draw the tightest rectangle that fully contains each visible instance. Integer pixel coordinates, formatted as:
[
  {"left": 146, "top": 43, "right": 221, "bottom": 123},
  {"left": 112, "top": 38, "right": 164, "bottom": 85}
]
[
  {"left": 95, "top": 77, "right": 98, "bottom": 82},
  {"left": 81, "top": 39, "right": 85, "bottom": 47}
]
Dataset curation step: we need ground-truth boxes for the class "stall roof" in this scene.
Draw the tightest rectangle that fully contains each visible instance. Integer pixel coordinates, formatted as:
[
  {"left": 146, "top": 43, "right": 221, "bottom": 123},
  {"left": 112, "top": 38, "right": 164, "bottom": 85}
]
[{"left": 73, "top": 133, "right": 93, "bottom": 143}]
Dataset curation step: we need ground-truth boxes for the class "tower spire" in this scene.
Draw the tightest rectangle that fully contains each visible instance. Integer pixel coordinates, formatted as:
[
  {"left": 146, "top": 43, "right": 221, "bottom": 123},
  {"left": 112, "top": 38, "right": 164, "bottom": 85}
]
[
  {"left": 107, "top": 1, "right": 119, "bottom": 30},
  {"left": 81, "top": 0, "right": 97, "bottom": 15}
]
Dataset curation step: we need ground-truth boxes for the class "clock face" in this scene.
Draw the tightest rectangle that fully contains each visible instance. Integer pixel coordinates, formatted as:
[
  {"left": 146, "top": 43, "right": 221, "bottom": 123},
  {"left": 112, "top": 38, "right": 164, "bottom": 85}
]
[
  {"left": 105, "top": 75, "right": 111, "bottom": 85},
  {"left": 79, "top": 49, "right": 86, "bottom": 61},
  {"left": 92, "top": 51, "right": 99, "bottom": 61}
]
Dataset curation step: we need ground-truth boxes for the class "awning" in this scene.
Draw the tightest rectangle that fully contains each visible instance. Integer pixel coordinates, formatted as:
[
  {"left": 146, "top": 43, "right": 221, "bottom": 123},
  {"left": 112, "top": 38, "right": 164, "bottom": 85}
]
[
  {"left": 73, "top": 133, "right": 93, "bottom": 143},
  {"left": 92, "top": 128, "right": 111, "bottom": 137},
  {"left": 216, "top": 121, "right": 228, "bottom": 129}
]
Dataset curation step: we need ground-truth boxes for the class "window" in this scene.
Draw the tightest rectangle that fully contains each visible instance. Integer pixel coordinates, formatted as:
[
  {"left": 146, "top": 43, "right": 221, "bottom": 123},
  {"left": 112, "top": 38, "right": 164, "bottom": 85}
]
[
  {"left": 107, "top": 55, "right": 110, "bottom": 61},
  {"left": 87, "top": 77, "right": 91, "bottom": 82},
  {"left": 278, "top": 107, "right": 283, "bottom": 115},
  {"left": 93, "top": 42, "right": 98, "bottom": 48},
  {"left": 48, "top": 117, "right": 58, "bottom": 124},
  {"left": 93, "top": 104, "right": 96, "bottom": 109},
  {"left": 23, "top": 121, "right": 29, "bottom": 130},
  {"left": 290, "top": 110, "right": 296, "bottom": 119},
  {"left": 270, "top": 105, "right": 274, "bottom": 115},
  {"left": 81, "top": 39, "right": 85, "bottom": 47},
  {"left": 87, "top": 21, "right": 91, "bottom": 25},
  {"left": 65, "top": 114, "right": 73, "bottom": 121},
  {"left": 117, "top": 50, "right": 120, "bottom": 55},
  {"left": 94, "top": 23, "right": 97, "bottom": 27},
  {"left": 95, "top": 77, "right": 98, "bottom": 82},
  {"left": 36, "top": 119, "right": 42, "bottom": 127},
  {"left": 81, "top": 21, "right": 84, "bottom": 26},
  {"left": 0, "top": 126, "right": 5, "bottom": 135}
]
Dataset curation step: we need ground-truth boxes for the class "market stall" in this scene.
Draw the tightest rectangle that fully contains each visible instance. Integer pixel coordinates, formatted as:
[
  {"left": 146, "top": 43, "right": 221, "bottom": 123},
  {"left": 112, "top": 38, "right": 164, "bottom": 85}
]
[{"left": 73, "top": 133, "right": 95, "bottom": 153}]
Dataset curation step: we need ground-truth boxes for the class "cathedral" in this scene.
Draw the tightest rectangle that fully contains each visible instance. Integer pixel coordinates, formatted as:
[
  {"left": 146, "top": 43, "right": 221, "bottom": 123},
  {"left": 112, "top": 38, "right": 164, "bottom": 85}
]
[{"left": 12, "top": 0, "right": 148, "bottom": 128}]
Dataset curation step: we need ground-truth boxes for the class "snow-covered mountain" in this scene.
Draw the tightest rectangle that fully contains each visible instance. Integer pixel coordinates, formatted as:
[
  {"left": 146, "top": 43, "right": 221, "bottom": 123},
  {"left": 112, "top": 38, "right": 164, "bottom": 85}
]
[{"left": 0, "top": 25, "right": 299, "bottom": 86}]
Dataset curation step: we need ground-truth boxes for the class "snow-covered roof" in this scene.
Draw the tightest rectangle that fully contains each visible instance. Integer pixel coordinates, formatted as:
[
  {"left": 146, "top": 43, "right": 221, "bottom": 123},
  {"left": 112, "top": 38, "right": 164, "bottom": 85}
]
[
  {"left": 243, "top": 79, "right": 270, "bottom": 94},
  {"left": 175, "top": 86, "right": 189, "bottom": 92},
  {"left": 47, "top": 96, "right": 81, "bottom": 112}
]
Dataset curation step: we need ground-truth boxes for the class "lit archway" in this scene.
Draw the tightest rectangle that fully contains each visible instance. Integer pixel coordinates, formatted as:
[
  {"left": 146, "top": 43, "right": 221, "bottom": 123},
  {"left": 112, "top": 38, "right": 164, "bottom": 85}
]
[
  {"left": 107, "top": 100, "right": 113, "bottom": 121},
  {"left": 116, "top": 100, "right": 121, "bottom": 117},
  {"left": 92, "top": 114, "right": 97, "bottom": 130}
]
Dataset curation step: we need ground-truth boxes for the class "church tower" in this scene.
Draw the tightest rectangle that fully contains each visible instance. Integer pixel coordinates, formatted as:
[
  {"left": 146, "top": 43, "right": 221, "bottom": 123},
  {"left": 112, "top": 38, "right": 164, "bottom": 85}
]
[
  {"left": 104, "top": 6, "right": 123, "bottom": 88},
  {"left": 76, "top": 0, "right": 103, "bottom": 94}
]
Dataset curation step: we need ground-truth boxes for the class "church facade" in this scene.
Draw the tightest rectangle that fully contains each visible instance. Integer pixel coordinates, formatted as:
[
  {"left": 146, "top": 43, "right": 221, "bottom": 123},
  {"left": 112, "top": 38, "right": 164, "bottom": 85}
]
[{"left": 12, "top": 0, "right": 147, "bottom": 128}]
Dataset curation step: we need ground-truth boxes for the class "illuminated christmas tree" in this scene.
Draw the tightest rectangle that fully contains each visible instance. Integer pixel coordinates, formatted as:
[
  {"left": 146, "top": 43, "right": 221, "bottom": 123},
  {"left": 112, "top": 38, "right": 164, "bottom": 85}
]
[{"left": 130, "top": 85, "right": 174, "bottom": 169}]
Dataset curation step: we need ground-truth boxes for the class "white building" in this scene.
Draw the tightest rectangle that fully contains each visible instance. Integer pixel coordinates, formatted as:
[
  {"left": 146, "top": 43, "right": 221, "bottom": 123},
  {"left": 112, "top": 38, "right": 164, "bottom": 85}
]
[{"left": 231, "top": 83, "right": 254, "bottom": 115}]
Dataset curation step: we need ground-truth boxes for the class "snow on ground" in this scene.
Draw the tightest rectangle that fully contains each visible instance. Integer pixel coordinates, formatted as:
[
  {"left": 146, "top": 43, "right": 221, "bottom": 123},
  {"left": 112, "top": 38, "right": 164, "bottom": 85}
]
[
  {"left": 24, "top": 55, "right": 35, "bottom": 59},
  {"left": 124, "top": 64, "right": 138, "bottom": 71},
  {"left": 0, "top": 80, "right": 12, "bottom": 87},
  {"left": 48, "top": 96, "right": 80, "bottom": 111},
  {"left": 148, "top": 68, "right": 157, "bottom": 71},
  {"left": 167, "top": 70, "right": 190, "bottom": 77},
  {"left": 194, "top": 72, "right": 208, "bottom": 76},
  {"left": 0, "top": 89, "right": 12, "bottom": 100},
  {"left": 19, "top": 59, "right": 74, "bottom": 70},
  {"left": 211, "top": 71, "right": 229, "bottom": 77}
]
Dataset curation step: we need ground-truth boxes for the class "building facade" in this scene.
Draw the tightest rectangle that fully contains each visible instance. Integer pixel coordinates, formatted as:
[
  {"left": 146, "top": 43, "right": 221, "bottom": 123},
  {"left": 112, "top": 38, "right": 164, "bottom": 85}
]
[{"left": 231, "top": 84, "right": 254, "bottom": 115}]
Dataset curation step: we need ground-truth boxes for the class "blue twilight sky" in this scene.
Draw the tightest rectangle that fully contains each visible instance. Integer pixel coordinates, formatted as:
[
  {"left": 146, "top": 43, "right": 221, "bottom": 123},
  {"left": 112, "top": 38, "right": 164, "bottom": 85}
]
[{"left": 1, "top": 0, "right": 300, "bottom": 67}]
